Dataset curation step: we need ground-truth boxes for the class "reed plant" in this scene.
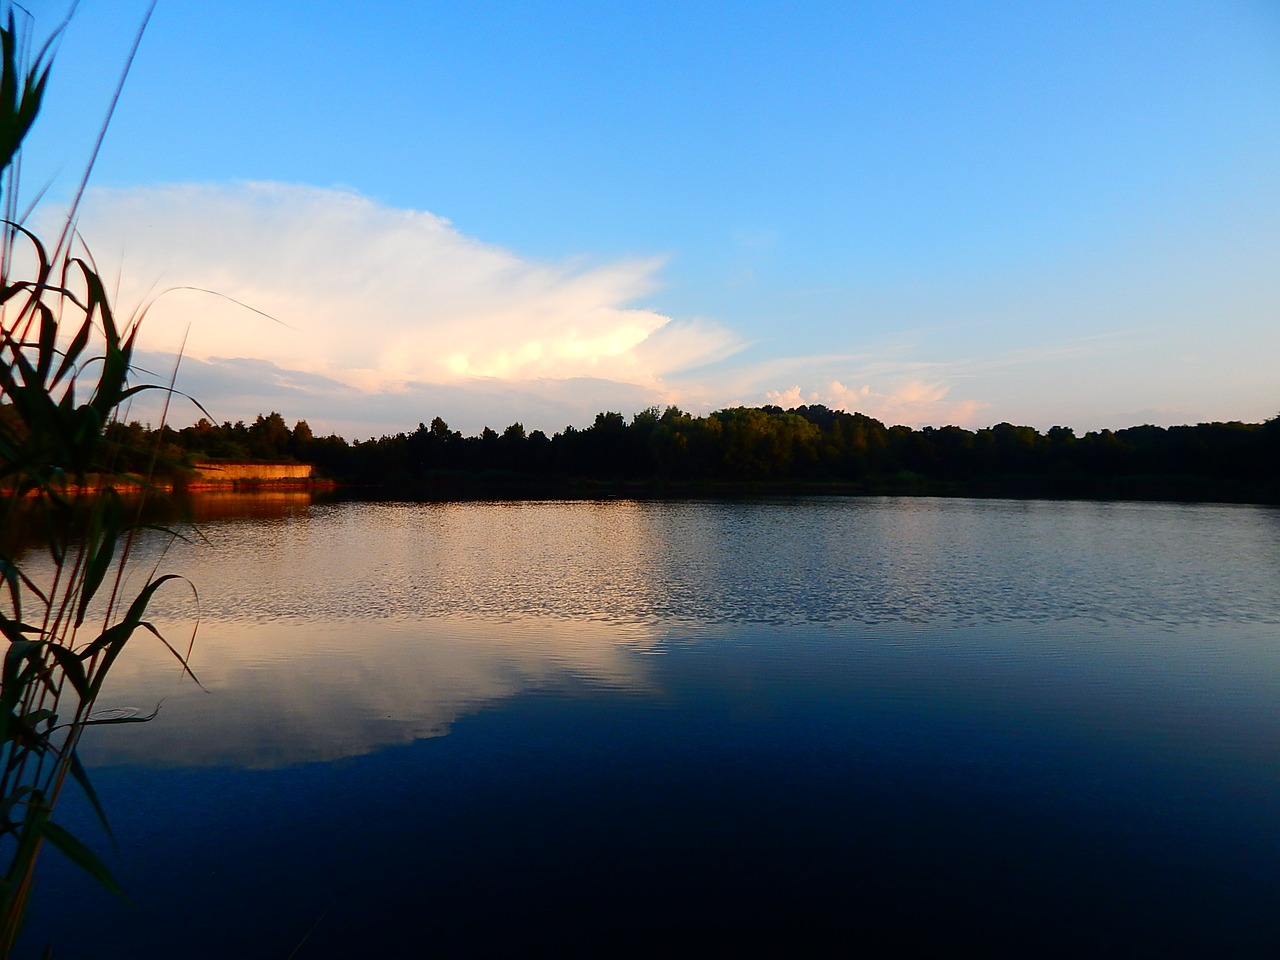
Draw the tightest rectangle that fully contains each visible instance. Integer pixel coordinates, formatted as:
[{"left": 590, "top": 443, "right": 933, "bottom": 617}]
[{"left": 0, "top": 6, "right": 195, "bottom": 954}]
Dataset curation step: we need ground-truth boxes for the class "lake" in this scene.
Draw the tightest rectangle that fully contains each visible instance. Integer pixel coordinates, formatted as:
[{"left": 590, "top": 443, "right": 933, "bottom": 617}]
[{"left": 18, "top": 496, "right": 1280, "bottom": 957}]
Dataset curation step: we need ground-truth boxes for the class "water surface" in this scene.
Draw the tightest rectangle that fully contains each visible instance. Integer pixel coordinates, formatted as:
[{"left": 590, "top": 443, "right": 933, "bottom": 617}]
[{"left": 21, "top": 497, "right": 1280, "bottom": 956}]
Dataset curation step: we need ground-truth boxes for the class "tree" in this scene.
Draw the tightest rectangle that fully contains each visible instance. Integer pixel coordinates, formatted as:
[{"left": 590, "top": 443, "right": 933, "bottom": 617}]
[{"left": 247, "top": 412, "right": 292, "bottom": 460}]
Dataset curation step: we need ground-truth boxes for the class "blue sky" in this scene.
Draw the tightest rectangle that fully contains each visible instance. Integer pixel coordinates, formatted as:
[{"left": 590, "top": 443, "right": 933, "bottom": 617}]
[{"left": 17, "top": 0, "right": 1280, "bottom": 437}]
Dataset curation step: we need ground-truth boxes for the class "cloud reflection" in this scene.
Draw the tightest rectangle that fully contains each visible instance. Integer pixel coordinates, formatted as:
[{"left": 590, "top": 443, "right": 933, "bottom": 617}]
[{"left": 85, "top": 615, "right": 658, "bottom": 770}]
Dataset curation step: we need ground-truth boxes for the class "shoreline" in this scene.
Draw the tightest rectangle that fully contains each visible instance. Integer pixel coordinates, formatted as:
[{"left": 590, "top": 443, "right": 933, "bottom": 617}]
[
  {"left": 4, "top": 474, "right": 1274, "bottom": 506},
  {"left": 327, "top": 472, "right": 1280, "bottom": 506}
]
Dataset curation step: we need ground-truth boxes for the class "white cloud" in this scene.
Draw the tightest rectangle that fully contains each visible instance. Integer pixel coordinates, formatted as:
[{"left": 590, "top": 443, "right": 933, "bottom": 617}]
[
  {"left": 761, "top": 379, "right": 986, "bottom": 427},
  {"left": 60, "top": 181, "right": 1003, "bottom": 435},
  {"left": 663, "top": 347, "right": 990, "bottom": 428},
  {"left": 824, "top": 380, "right": 986, "bottom": 427},
  {"left": 48, "top": 182, "right": 743, "bottom": 396},
  {"left": 41, "top": 179, "right": 1196, "bottom": 437}
]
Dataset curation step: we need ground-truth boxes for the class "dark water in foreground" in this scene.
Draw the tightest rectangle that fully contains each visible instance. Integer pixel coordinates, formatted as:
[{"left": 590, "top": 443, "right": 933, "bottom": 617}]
[{"left": 18, "top": 497, "right": 1280, "bottom": 957}]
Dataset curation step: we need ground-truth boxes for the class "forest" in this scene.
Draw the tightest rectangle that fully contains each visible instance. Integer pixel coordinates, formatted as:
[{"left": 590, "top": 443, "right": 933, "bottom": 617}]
[{"left": 95, "top": 404, "right": 1280, "bottom": 503}]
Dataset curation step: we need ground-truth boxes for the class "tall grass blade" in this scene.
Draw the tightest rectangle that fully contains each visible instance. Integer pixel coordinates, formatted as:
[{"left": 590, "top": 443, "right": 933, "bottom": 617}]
[
  {"left": 34, "top": 820, "right": 121, "bottom": 897},
  {"left": 1, "top": 8, "right": 199, "bottom": 954},
  {"left": 66, "top": 753, "right": 112, "bottom": 844}
]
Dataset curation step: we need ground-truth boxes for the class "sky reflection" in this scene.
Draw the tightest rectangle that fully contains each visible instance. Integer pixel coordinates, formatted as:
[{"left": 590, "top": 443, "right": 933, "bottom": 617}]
[
  {"left": 22, "top": 496, "right": 1280, "bottom": 957},
  {"left": 74, "top": 496, "right": 1280, "bottom": 771},
  {"left": 85, "top": 614, "right": 660, "bottom": 769}
]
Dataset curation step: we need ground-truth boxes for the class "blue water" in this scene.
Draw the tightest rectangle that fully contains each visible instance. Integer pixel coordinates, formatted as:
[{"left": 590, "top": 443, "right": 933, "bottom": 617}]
[{"left": 18, "top": 497, "right": 1280, "bottom": 957}]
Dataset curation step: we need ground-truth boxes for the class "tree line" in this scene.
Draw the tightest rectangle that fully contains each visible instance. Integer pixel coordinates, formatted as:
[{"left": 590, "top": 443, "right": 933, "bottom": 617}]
[{"left": 94, "top": 405, "right": 1280, "bottom": 502}]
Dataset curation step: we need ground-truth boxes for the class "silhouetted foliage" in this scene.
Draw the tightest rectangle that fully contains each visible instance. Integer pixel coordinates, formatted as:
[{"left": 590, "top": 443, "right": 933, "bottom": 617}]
[{"left": 58, "top": 404, "right": 1280, "bottom": 503}]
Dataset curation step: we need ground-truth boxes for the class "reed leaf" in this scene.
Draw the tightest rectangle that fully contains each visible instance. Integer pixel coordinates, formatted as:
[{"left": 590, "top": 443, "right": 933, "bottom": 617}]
[
  {"left": 0, "top": 7, "right": 197, "bottom": 954},
  {"left": 40, "top": 642, "right": 88, "bottom": 702},
  {"left": 0, "top": 12, "right": 50, "bottom": 176},
  {"left": 34, "top": 820, "right": 121, "bottom": 897},
  {"left": 66, "top": 752, "right": 112, "bottom": 844},
  {"left": 74, "top": 489, "right": 122, "bottom": 627}
]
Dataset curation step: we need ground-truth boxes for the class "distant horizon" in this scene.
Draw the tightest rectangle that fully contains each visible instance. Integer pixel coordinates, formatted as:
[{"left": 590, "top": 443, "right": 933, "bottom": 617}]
[
  {"left": 114, "top": 402, "right": 1278, "bottom": 505},
  {"left": 22, "top": 1, "right": 1280, "bottom": 440},
  {"left": 145, "top": 395, "right": 1277, "bottom": 446}
]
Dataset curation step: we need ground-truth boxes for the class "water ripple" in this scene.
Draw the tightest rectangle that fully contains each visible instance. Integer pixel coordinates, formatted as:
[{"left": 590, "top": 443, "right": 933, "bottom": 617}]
[{"left": 126, "top": 497, "right": 1280, "bottom": 629}]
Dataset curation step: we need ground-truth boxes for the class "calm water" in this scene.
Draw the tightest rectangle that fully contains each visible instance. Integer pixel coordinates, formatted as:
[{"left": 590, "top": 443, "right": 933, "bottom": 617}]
[{"left": 19, "top": 496, "right": 1280, "bottom": 957}]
